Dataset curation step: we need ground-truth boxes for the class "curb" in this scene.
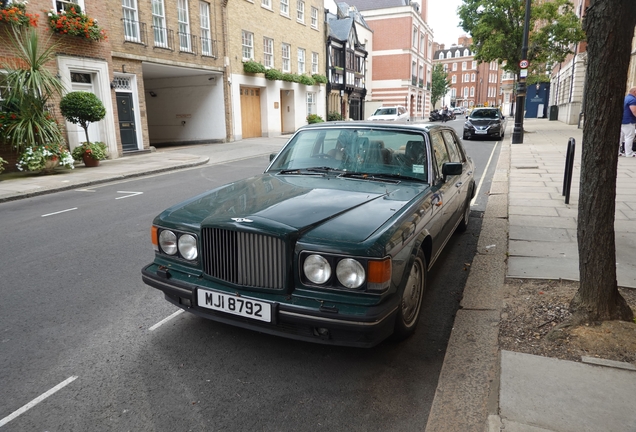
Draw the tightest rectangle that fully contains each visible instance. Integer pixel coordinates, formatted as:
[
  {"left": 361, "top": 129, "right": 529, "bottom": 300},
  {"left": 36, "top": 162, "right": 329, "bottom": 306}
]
[{"left": 425, "top": 135, "right": 511, "bottom": 431}]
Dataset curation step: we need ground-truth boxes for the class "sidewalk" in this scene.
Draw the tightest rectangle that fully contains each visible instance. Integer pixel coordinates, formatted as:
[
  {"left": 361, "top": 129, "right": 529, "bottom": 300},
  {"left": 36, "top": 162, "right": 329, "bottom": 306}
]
[{"left": 426, "top": 118, "right": 636, "bottom": 432}]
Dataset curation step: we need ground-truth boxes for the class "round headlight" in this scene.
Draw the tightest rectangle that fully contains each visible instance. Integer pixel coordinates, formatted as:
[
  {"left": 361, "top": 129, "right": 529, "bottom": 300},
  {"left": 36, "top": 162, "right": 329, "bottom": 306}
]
[
  {"left": 178, "top": 234, "right": 198, "bottom": 260},
  {"left": 303, "top": 254, "right": 331, "bottom": 285},
  {"left": 336, "top": 259, "right": 365, "bottom": 289},
  {"left": 159, "top": 230, "right": 177, "bottom": 255}
]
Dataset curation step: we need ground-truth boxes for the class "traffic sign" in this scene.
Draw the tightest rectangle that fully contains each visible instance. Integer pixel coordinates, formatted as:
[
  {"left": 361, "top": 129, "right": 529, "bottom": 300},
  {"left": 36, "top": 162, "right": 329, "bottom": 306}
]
[{"left": 519, "top": 60, "right": 529, "bottom": 69}]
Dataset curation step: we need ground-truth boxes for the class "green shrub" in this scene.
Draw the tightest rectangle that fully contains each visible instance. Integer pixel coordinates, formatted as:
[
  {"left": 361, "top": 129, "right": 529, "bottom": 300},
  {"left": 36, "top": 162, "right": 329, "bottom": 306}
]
[
  {"left": 265, "top": 69, "right": 283, "bottom": 80},
  {"left": 59, "top": 91, "right": 106, "bottom": 144},
  {"left": 327, "top": 111, "right": 343, "bottom": 121},
  {"left": 306, "top": 114, "right": 324, "bottom": 124},
  {"left": 243, "top": 61, "right": 266, "bottom": 73},
  {"left": 282, "top": 73, "right": 300, "bottom": 82},
  {"left": 299, "top": 75, "right": 316, "bottom": 86},
  {"left": 312, "top": 74, "right": 328, "bottom": 84}
]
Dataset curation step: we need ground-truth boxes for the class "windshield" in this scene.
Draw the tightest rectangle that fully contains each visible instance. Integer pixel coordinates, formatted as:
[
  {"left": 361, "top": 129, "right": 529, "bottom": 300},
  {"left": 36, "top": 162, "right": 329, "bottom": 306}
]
[
  {"left": 268, "top": 128, "right": 429, "bottom": 182},
  {"left": 470, "top": 109, "right": 500, "bottom": 119},
  {"left": 373, "top": 108, "right": 397, "bottom": 116}
]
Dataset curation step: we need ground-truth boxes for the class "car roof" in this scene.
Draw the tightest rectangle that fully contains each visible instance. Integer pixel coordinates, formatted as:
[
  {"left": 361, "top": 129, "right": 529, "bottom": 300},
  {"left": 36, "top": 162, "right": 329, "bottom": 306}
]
[{"left": 296, "top": 121, "right": 455, "bottom": 134}]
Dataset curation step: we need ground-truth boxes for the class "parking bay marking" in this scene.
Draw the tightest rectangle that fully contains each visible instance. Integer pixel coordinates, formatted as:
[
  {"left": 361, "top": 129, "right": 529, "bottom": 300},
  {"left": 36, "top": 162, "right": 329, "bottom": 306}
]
[
  {"left": 471, "top": 140, "right": 500, "bottom": 207},
  {"left": 0, "top": 376, "right": 78, "bottom": 427},
  {"left": 41, "top": 208, "right": 77, "bottom": 218},
  {"left": 149, "top": 309, "right": 184, "bottom": 331},
  {"left": 116, "top": 191, "right": 143, "bottom": 200}
]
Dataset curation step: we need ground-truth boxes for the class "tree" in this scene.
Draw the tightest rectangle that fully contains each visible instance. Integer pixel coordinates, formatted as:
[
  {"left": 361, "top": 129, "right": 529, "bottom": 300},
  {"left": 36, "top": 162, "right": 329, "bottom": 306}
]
[
  {"left": 431, "top": 64, "right": 451, "bottom": 108},
  {"left": 59, "top": 91, "right": 106, "bottom": 144},
  {"left": 572, "top": 0, "right": 635, "bottom": 323},
  {"left": 458, "top": 0, "right": 585, "bottom": 79}
]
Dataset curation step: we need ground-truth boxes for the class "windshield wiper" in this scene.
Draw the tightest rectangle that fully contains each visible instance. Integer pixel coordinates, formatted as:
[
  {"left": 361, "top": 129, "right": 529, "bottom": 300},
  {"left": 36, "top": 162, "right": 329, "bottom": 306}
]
[
  {"left": 278, "top": 167, "right": 342, "bottom": 175},
  {"left": 340, "top": 172, "right": 426, "bottom": 183}
]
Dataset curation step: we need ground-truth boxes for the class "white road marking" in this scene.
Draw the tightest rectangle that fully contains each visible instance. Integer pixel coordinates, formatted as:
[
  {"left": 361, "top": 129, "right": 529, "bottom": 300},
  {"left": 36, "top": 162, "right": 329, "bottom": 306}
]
[
  {"left": 471, "top": 140, "right": 500, "bottom": 207},
  {"left": 149, "top": 309, "right": 184, "bottom": 331},
  {"left": 41, "top": 208, "right": 77, "bottom": 218},
  {"left": 0, "top": 376, "right": 78, "bottom": 427},
  {"left": 116, "top": 191, "right": 143, "bottom": 200},
  {"left": 74, "top": 188, "right": 96, "bottom": 192}
]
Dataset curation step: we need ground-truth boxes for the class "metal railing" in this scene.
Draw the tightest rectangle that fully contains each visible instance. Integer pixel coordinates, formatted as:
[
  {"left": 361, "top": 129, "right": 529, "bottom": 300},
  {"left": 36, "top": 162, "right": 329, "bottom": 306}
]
[
  {"left": 200, "top": 37, "right": 218, "bottom": 58},
  {"left": 177, "top": 32, "right": 197, "bottom": 54},
  {"left": 121, "top": 19, "right": 147, "bottom": 45},
  {"left": 151, "top": 26, "right": 174, "bottom": 50}
]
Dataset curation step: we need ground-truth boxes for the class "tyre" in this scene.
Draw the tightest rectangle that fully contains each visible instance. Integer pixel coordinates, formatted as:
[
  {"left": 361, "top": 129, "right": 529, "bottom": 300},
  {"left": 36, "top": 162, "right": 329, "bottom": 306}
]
[
  {"left": 393, "top": 249, "right": 427, "bottom": 341},
  {"left": 457, "top": 194, "right": 471, "bottom": 232}
]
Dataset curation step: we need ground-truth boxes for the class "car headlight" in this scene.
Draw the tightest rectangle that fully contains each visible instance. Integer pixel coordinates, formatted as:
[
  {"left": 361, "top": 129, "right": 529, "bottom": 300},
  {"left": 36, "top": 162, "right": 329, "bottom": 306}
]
[
  {"left": 303, "top": 254, "right": 331, "bottom": 284},
  {"left": 465, "top": 121, "right": 473, "bottom": 128},
  {"left": 159, "top": 230, "right": 178, "bottom": 255},
  {"left": 336, "top": 259, "right": 365, "bottom": 289},
  {"left": 178, "top": 234, "right": 198, "bottom": 260}
]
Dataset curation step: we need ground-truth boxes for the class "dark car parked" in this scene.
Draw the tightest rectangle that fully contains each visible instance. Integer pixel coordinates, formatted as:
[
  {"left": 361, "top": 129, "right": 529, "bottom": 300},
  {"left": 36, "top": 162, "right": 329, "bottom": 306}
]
[
  {"left": 463, "top": 107, "right": 506, "bottom": 140},
  {"left": 142, "top": 122, "right": 475, "bottom": 347}
]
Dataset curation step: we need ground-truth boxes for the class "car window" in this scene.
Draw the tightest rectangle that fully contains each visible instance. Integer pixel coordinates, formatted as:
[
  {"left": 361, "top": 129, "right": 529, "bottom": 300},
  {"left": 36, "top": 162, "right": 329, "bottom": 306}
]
[
  {"left": 470, "top": 109, "right": 499, "bottom": 119},
  {"left": 375, "top": 108, "right": 396, "bottom": 116},
  {"left": 441, "top": 130, "right": 463, "bottom": 162},
  {"left": 430, "top": 132, "right": 450, "bottom": 178},
  {"left": 268, "top": 127, "right": 429, "bottom": 181}
]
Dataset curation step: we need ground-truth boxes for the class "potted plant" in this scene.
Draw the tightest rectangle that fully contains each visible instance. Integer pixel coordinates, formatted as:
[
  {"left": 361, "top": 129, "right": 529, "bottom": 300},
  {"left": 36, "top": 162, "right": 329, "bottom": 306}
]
[
  {"left": 70, "top": 141, "right": 107, "bottom": 167},
  {"left": 59, "top": 91, "right": 107, "bottom": 166},
  {"left": 16, "top": 142, "right": 74, "bottom": 173},
  {"left": 47, "top": 5, "right": 106, "bottom": 41}
]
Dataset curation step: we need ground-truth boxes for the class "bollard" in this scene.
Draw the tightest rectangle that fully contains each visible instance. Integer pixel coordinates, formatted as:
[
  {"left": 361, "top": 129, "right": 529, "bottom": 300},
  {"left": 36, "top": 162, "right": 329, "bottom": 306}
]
[{"left": 562, "top": 138, "right": 575, "bottom": 204}]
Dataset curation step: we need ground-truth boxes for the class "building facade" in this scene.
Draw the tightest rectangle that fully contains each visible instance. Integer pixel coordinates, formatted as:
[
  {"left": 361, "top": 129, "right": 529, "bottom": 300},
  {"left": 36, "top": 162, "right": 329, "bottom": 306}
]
[
  {"left": 326, "top": 3, "right": 369, "bottom": 120},
  {"left": 433, "top": 38, "right": 503, "bottom": 111},
  {"left": 226, "top": 0, "right": 326, "bottom": 139},
  {"left": 347, "top": 0, "right": 433, "bottom": 120}
]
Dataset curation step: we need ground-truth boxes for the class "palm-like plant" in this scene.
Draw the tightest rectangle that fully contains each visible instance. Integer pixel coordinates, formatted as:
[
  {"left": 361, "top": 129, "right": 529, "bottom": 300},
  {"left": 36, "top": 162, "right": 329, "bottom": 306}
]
[{"left": 1, "top": 27, "right": 65, "bottom": 153}]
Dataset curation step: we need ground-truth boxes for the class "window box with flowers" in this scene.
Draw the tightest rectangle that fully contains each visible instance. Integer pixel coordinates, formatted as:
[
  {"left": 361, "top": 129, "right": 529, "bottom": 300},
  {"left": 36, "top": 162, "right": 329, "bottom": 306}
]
[
  {"left": 47, "top": 5, "right": 106, "bottom": 41},
  {"left": 0, "top": 1, "right": 38, "bottom": 27}
]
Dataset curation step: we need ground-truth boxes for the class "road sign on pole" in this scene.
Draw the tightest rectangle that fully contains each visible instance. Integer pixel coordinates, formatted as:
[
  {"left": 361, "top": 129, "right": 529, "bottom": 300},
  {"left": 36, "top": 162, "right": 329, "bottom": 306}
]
[{"left": 519, "top": 60, "right": 529, "bottom": 69}]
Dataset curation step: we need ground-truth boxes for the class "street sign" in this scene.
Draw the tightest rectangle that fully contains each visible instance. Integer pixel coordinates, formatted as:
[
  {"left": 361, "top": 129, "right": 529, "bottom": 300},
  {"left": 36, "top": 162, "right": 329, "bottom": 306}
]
[
  {"left": 520, "top": 69, "right": 528, "bottom": 78},
  {"left": 519, "top": 60, "right": 529, "bottom": 69}
]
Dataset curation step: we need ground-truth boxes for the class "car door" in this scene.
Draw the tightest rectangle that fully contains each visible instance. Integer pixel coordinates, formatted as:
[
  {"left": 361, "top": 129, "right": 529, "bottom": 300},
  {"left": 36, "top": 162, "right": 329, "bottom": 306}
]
[
  {"left": 429, "top": 130, "right": 459, "bottom": 251},
  {"left": 442, "top": 129, "right": 473, "bottom": 226}
]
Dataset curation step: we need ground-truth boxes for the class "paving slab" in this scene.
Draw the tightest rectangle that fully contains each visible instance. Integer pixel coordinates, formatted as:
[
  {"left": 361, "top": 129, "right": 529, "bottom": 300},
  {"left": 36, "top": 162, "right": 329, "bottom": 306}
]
[
  {"left": 508, "top": 240, "right": 578, "bottom": 259},
  {"left": 509, "top": 226, "right": 574, "bottom": 243},
  {"left": 507, "top": 256, "right": 579, "bottom": 280}
]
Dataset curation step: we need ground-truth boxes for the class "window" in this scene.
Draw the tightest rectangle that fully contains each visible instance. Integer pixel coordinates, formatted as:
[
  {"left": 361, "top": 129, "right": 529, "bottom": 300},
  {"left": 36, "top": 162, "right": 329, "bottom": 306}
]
[
  {"left": 242, "top": 31, "right": 254, "bottom": 60},
  {"left": 311, "top": 7, "right": 318, "bottom": 29},
  {"left": 280, "top": 0, "right": 288, "bottom": 15},
  {"left": 454, "top": 51, "right": 460, "bottom": 58},
  {"left": 307, "top": 92, "right": 316, "bottom": 115},
  {"left": 443, "top": 64, "right": 448, "bottom": 72},
  {"left": 262, "top": 0, "right": 271, "bottom": 8},
  {"left": 297, "top": 48, "right": 305, "bottom": 73},
  {"left": 420, "top": 33, "right": 425, "bottom": 53},
  {"left": 451, "top": 88, "right": 456, "bottom": 98},
  {"left": 200, "top": 1, "right": 212, "bottom": 56},
  {"left": 463, "top": 49, "right": 469, "bottom": 56},
  {"left": 471, "top": 73, "right": 475, "bottom": 82},
  {"left": 296, "top": 0, "right": 304, "bottom": 22},
  {"left": 177, "top": 0, "right": 191, "bottom": 52},
  {"left": 282, "top": 43, "right": 290, "bottom": 72},
  {"left": 472, "top": 61, "right": 477, "bottom": 69},
  {"left": 442, "top": 130, "right": 462, "bottom": 162},
  {"left": 470, "top": 87, "right": 474, "bottom": 96},
  {"left": 151, "top": 0, "right": 167, "bottom": 47},
  {"left": 451, "top": 75, "right": 456, "bottom": 83},
  {"left": 412, "top": 26, "right": 418, "bottom": 48},
  {"left": 464, "top": 73, "right": 469, "bottom": 82},
  {"left": 431, "top": 132, "right": 449, "bottom": 178},
  {"left": 452, "top": 62, "right": 457, "bottom": 71},
  {"left": 122, "top": 0, "right": 140, "bottom": 42},
  {"left": 312, "top": 52, "right": 318, "bottom": 74},
  {"left": 263, "top": 37, "right": 274, "bottom": 68},
  {"left": 56, "top": 0, "right": 83, "bottom": 12},
  {"left": 439, "top": 52, "right": 445, "bottom": 60},
  {"left": 462, "top": 62, "right": 466, "bottom": 71}
]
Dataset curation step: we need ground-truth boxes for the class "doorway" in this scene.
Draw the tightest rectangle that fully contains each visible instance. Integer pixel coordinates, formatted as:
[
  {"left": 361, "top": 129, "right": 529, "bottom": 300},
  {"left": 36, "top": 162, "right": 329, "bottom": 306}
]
[
  {"left": 240, "top": 86, "right": 262, "bottom": 138},
  {"left": 116, "top": 92, "right": 138, "bottom": 151}
]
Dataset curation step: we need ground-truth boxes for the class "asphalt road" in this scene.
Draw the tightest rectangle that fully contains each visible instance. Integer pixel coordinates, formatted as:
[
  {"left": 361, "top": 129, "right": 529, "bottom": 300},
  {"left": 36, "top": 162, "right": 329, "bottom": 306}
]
[{"left": 0, "top": 127, "right": 498, "bottom": 431}]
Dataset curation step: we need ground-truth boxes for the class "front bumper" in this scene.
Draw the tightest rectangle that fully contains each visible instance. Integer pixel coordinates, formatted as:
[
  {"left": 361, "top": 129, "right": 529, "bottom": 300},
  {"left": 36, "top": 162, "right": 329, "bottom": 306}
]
[
  {"left": 464, "top": 125, "right": 502, "bottom": 138},
  {"left": 142, "top": 264, "right": 398, "bottom": 348}
]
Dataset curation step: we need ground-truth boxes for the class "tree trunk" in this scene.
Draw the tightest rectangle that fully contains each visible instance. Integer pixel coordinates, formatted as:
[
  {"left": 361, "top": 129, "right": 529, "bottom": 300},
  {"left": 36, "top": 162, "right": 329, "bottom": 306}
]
[{"left": 573, "top": 0, "right": 635, "bottom": 322}]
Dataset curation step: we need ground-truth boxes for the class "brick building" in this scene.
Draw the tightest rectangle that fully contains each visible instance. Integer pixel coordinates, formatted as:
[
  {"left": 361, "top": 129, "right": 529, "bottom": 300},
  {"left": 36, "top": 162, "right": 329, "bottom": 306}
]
[
  {"left": 346, "top": 0, "right": 433, "bottom": 120},
  {"left": 226, "top": 0, "right": 326, "bottom": 139},
  {"left": 432, "top": 37, "right": 503, "bottom": 110}
]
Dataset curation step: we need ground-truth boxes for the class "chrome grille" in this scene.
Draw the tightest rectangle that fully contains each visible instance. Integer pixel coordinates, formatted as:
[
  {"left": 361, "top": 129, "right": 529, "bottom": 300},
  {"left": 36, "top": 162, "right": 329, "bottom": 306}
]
[{"left": 201, "top": 228, "right": 286, "bottom": 289}]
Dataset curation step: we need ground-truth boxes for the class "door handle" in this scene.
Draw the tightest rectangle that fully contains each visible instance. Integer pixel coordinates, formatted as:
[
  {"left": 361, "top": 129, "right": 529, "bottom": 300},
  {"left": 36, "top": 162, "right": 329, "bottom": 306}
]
[{"left": 455, "top": 182, "right": 463, "bottom": 188}]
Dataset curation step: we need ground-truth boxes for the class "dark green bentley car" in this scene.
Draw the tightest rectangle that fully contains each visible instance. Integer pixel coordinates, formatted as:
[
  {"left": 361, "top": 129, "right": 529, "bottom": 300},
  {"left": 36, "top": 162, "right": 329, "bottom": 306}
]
[{"left": 142, "top": 122, "right": 475, "bottom": 347}]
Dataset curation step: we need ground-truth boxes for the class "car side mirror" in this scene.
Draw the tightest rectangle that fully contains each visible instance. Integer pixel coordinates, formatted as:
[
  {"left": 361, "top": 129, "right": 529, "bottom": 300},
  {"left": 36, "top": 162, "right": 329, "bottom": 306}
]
[
  {"left": 442, "top": 162, "right": 462, "bottom": 178},
  {"left": 269, "top": 153, "right": 278, "bottom": 162}
]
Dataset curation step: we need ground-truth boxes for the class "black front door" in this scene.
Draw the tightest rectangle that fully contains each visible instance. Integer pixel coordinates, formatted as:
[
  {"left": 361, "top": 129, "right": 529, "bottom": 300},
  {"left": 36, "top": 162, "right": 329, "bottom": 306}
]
[{"left": 116, "top": 92, "right": 138, "bottom": 152}]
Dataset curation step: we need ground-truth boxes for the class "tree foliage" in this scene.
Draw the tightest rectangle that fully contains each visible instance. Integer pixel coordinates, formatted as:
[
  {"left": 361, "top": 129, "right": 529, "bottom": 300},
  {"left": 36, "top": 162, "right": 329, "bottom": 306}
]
[
  {"left": 59, "top": 91, "right": 106, "bottom": 144},
  {"left": 431, "top": 64, "right": 451, "bottom": 108},
  {"left": 458, "top": 0, "right": 585, "bottom": 79}
]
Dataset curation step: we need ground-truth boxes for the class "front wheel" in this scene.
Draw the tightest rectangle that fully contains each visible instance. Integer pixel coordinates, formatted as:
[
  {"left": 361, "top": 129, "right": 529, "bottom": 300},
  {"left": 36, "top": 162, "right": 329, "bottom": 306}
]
[{"left": 393, "top": 249, "right": 427, "bottom": 341}]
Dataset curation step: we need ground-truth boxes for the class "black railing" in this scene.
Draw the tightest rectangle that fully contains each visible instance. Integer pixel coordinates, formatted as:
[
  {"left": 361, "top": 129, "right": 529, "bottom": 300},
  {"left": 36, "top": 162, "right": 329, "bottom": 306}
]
[
  {"left": 151, "top": 26, "right": 174, "bottom": 50},
  {"left": 177, "top": 32, "right": 197, "bottom": 54},
  {"left": 418, "top": 79, "right": 423, "bottom": 88},
  {"left": 121, "top": 19, "right": 147, "bottom": 45},
  {"left": 200, "top": 37, "right": 218, "bottom": 58},
  {"left": 411, "top": 75, "right": 417, "bottom": 86}
]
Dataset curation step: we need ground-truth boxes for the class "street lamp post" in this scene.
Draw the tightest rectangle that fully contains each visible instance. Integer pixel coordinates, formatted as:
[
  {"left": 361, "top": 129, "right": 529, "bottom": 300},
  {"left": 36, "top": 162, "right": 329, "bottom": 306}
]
[{"left": 512, "top": 0, "right": 532, "bottom": 144}]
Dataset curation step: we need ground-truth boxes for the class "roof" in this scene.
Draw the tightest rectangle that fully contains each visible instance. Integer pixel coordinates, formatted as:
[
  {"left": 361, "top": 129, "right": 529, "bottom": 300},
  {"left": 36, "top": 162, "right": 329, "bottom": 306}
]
[
  {"left": 345, "top": 0, "right": 416, "bottom": 12},
  {"left": 327, "top": 17, "right": 354, "bottom": 42},
  {"left": 335, "top": 2, "right": 371, "bottom": 29}
]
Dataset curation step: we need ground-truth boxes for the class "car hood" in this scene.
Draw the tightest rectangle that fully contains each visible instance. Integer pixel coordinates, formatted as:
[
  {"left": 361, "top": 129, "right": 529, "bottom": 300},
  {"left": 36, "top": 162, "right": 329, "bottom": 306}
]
[
  {"left": 156, "top": 173, "right": 427, "bottom": 244},
  {"left": 368, "top": 115, "right": 399, "bottom": 121},
  {"left": 467, "top": 118, "right": 501, "bottom": 126}
]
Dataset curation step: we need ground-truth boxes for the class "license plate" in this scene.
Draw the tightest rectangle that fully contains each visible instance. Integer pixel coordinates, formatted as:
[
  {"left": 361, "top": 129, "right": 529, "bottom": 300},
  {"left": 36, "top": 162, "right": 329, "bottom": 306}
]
[
  {"left": 475, "top": 130, "right": 487, "bottom": 134},
  {"left": 197, "top": 289, "right": 272, "bottom": 322}
]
